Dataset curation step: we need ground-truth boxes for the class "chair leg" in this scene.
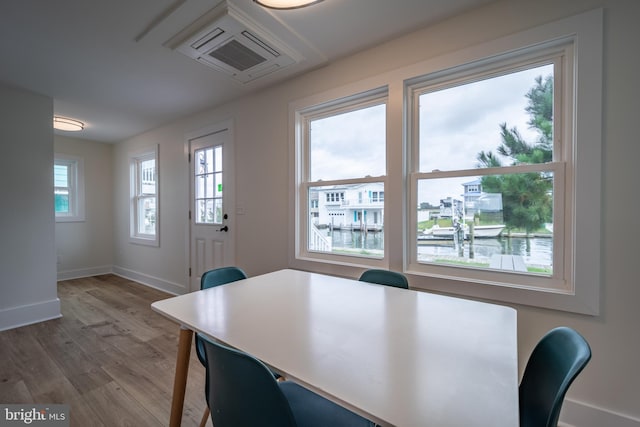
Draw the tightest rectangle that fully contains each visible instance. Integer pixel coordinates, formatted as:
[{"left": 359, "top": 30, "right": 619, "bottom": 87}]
[{"left": 199, "top": 407, "right": 210, "bottom": 427}]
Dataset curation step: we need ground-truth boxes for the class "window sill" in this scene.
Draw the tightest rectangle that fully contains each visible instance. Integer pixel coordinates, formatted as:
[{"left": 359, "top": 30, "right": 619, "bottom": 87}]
[
  {"left": 129, "top": 236, "right": 159, "bottom": 247},
  {"left": 406, "top": 269, "right": 599, "bottom": 316}
]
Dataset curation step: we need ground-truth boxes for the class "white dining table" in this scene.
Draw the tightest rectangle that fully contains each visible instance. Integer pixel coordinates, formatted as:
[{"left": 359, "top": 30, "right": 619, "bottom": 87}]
[{"left": 151, "top": 268, "right": 519, "bottom": 427}]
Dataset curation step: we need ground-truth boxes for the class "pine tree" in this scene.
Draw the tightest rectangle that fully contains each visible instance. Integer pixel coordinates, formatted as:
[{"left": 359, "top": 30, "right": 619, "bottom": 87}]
[{"left": 476, "top": 75, "right": 554, "bottom": 233}]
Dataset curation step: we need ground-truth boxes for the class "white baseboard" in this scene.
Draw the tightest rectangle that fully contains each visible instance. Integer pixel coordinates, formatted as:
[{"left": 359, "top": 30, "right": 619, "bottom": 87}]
[
  {"left": 561, "top": 399, "right": 640, "bottom": 427},
  {"left": 112, "top": 265, "right": 187, "bottom": 295},
  {"left": 0, "top": 298, "right": 62, "bottom": 332},
  {"left": 57, "top": 265, "right": 113, "bottom": 281},
  {"left": 56, "top": 264, "right": 186, "bottom": 295}
]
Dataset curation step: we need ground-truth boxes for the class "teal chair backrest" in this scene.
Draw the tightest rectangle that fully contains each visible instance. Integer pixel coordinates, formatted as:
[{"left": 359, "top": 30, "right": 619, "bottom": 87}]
[
  {"left": 196, "top": 266, "right": 247, "bottom": 366},
  {"left": 203, "top": 338, "right": 297, "bottom": 427},
  {"left": 358, "top": 269, "right": 409, "bottom": 289},
  {"left": 519, "top": 326, "right": 592, "bottom": 427},
  {"left": 201, "top": 266, "right": 247, "bottom": 290}
]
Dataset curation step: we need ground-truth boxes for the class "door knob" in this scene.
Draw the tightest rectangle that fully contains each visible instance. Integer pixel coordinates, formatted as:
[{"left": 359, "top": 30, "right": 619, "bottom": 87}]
[{"left": 218, "top": 225, "right": 229, "bottom": 232}]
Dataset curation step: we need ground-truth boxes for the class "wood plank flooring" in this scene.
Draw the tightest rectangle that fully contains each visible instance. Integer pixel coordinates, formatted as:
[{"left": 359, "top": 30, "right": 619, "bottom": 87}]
[{"left": 0, "top": 274, "right": 210, "bottom": 426}]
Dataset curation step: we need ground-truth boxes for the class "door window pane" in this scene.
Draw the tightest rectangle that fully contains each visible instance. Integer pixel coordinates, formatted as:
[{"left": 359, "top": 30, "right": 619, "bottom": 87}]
[{"left": 195, "top": 145, "right": 223, "bottom": 224}]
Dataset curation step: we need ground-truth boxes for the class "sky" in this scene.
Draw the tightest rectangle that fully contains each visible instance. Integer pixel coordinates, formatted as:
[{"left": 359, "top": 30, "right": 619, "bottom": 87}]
[
  {"left": 309, "top": 64, "right": 553, "bottom": 206},
  {"left": 310, "top": 103, "right": 386, "bottom": 181}
]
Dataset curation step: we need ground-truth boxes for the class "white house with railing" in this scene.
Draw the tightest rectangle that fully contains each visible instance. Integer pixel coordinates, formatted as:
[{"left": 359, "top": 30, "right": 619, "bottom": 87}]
[{"left": 310, "top": 183, "right": 384, "bottom": 232}]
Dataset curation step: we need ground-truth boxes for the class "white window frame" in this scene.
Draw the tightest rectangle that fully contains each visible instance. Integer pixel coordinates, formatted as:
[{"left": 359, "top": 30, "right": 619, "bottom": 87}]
[
  {"left": 129, "top": 145, "right": 159, "bottom": 246},
  {"left": 404, "top": 9, "right": 602, "bottom": 314},
  {"left": 54, "top": 154, "right": 85, "bottom": 222},
  {"left": 407, "top": 44, "right": 571, "bottom": 291},
  {"left": 293, "top": 87, "right": 389, "bottom": 268}
]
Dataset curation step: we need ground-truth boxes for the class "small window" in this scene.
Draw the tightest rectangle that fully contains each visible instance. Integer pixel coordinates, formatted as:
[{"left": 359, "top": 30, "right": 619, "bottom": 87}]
[
  {"left": 130, "top": 146, "right": 159, "bottom": 246},
  {"left": 295, "top": 88, "right": 387, "bottom": 262},
  {"left": 54, "top": 154, "right": 85, "bottom": 222}
]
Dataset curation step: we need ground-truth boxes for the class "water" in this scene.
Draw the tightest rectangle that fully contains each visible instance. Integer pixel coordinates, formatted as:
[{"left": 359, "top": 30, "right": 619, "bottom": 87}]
[
  {"left": 330, "top": 230, "right": 385, "bottom": 250},
  {"left": 329, "top": 230, "right": 553, "bottom": 268}
]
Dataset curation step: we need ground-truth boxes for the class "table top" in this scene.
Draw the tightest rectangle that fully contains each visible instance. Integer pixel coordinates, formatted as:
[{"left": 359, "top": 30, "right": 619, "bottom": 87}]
[{"left": 151, "top": 269, "right": 518, "bottom": 427}]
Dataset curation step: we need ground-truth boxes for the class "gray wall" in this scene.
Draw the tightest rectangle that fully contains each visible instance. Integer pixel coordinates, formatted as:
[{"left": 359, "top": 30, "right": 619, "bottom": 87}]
[{"left": 0, "top": 83, "right": 59, "bottom": 330}]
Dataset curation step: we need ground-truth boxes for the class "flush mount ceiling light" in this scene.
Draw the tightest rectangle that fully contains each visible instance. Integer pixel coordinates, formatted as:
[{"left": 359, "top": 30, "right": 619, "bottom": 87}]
[
  {"left": 53, "top": 116, "right": 84, "bottom": 132},
  {"left": 253, "top": 0, "right": 323, "bottom": 10}
]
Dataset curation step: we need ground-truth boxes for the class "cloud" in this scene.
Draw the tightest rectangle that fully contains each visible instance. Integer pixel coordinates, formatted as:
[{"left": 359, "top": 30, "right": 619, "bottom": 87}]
[
  {"left": 416, "top": 65, "right": 553, "bottom": 204},
  {"left": 307, "top": 63, "right": 553, "bottom": 206},
  {"left": 310, "top": 103, "right": 386, "bottom": 180},
  {"left": 419, "top": 65, "right": 551, "bottom": 173}
]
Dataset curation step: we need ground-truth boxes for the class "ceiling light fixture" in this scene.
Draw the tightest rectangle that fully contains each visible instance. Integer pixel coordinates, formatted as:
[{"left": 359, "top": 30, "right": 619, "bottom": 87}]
[
  {"left": 253, "top": 0, "right": 323, "bottom": 10},
  {"left": 53, "top": 116, "right": 84, "bottom": 132}
]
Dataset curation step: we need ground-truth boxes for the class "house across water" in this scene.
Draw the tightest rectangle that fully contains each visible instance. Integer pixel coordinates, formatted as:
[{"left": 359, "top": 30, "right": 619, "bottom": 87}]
[{"left": 310, "top": 183, "right": 384, "bottom": 232}]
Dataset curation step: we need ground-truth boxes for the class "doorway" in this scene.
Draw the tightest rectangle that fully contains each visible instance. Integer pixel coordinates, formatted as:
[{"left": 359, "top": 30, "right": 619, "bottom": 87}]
[{"left": 187, "top": 122, "right": 235, "bottom": 292}]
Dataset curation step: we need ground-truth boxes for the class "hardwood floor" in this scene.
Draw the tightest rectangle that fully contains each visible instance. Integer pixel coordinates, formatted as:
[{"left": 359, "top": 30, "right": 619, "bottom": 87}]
[{"left": 0, "top": 275, "right": 210, "bottom": 426}]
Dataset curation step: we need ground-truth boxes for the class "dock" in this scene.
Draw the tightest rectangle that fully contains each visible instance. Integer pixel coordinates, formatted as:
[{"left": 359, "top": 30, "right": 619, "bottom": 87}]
[{"left": 490, "top": 254, "right": 527, "bottom": 272}]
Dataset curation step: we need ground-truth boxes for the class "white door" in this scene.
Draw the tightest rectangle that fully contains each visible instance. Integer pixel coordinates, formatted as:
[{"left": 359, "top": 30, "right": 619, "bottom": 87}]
[{"left": 188, "top": 125, "right": 235, "bottom": 292}]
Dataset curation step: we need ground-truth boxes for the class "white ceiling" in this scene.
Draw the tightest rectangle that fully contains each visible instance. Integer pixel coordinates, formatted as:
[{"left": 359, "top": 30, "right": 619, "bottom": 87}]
[{"left": 0, "top": 0, "right": 492, "bottom": 142}]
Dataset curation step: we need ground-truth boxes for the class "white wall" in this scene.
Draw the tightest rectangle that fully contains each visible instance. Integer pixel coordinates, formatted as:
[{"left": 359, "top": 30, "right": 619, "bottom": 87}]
[
  {"left": 112, "top": 126, "right": 190, "bottom": 294},
  {"left": 112, "top": 0, "right": 640, "bottom": 424},
  {"left": 0, "top": 83, "right": 60, "bottom": 331},
  {"left": 54, "top": 135, "right": 113, "bottom": 280}
]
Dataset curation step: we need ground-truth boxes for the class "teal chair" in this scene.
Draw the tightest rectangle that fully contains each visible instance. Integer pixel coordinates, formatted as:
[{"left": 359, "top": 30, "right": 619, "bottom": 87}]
[
  {"left": 195, "top": 266, "right": 248, "bottom": 366},
  {"left": 196, "top": 266, "right": 248, "bottom": 427},
  {"left": 519, "top": 327, "right": 592, "bottom": 427},
  {"left": 202, "top": 338, "right": 376, "bottom": 427},
  {"left": 359, "top": 269, "right": 409, "bottom": 289}
]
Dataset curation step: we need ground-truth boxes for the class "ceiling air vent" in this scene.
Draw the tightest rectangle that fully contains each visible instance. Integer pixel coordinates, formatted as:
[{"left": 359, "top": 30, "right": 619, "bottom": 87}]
[
  {"left": 166, "top": 2, "right": 302, "bottom": 84},
  {"left": 208, "top": 38, "right": 266, "bottom": 71}
]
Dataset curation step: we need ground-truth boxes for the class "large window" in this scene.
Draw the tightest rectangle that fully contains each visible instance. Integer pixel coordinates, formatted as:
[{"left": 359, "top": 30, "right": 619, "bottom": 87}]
[
  {"left": 54, "top": 154, "right": 85, "bottom": 222},
  {"left": 130, "top": 146, "right": 158, "bottom": 246},
  {"left": 291, "top": 10, "right": 602, "bottom": 314},
  {"left": 296, "top": 88, "right": 387, "bottom": 262},
  {"left": 407, "top": 47, "right": 569, "bottom": 292}
]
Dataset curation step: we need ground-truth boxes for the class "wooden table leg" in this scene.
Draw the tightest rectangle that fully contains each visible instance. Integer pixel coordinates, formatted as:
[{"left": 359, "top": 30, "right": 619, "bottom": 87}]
[{"left": 170, "top": 327, "right": 193, "bottom": 427}]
